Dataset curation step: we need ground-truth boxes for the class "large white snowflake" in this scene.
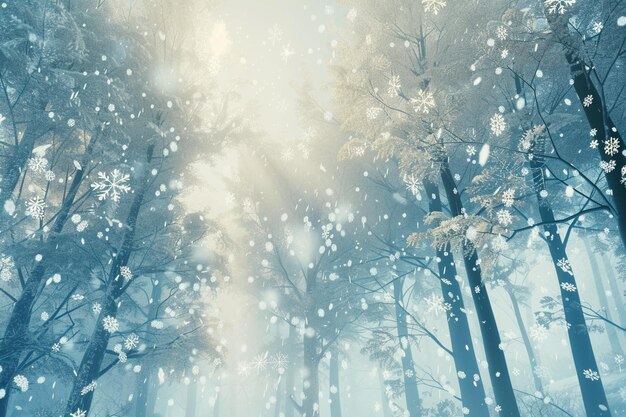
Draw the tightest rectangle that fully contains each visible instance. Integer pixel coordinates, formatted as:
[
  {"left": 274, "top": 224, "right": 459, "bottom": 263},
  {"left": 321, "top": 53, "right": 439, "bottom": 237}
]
[
  {"left": 403, "top": 174, "right": 421, "bottom": 197},
  {"left": 422, "top": 0, "right": 447, "bottom": 15},
  {"left": 560, "top": 282, "right": 577, "bottom": 292},
  {"left": 27, "top": 157, "right": 48, "bottom": 173},
  {"left": 425, "top": 293, "right": 452, "bottom": 316},
  {"left": 496, "top": 209, "right": 513, "bottom": 227},
  {"left": 124, "top": 333, "right": 139, "bottom": 350},
  {"left": 544, "top": 0, "right": 576, "bottom": 14},
  {"left": 604, "top": 137, "right": 620, "bottom": 156},
  {"left": 556, "top": 258, "right": 574, "bottom": 276},
  {"left": 387, "top": 75, "right": 401, "bottom": 97},
  {"left": 91, "top": 169, "right": 131, "bottom": 202},
  {"left": 25, "top": 196, "right": 47, "bottom": 220},
  {"left": 529, "top": 324, "right": 548, "bottom": 342},
  {"left": 102, "top": 315, "right": 119, "bottom": 333},
  {"left": 70, "top": 409, "right": 87, "bottom": 417},
  {"left": 583, "top": 368, "right": 599, "bottom": 381},
  {"left": 490, "top": 113, "right": 507, "bottom": 136},
  {"left": 410, "top": 89, "right": 436, "bottom": 114}
]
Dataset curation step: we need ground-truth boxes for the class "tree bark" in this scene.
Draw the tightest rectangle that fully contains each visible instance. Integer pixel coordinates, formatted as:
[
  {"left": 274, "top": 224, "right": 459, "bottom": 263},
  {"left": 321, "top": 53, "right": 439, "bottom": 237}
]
[
  {"left": 0, "top": 129, "right": 100, "bottom": 417},
  {"left": 392, "top": 277, "right": 422, "bottom": 417},
  {"left": 329, "top": 352, "right": 342, "bottom": 417},
  {"left": 583, "top": 240, "right": 624, "bottom": 357},
  {"left": 422, "top": 179, "right": 489, "bottom": 416},
  {"left": 529, "top": 156, "right": 612, "bottom": 417},
  {"left": 504, "top": 287, "right": 544, "bottom": 393},
  {"left": 439, "top": 163, "right": 521, "bottom": 417},
  {"left": 544, "top": 8, "right": 626, "bottom": 252},
  {"left": 600, "top": 254, "right": 626, "bottom": 327},
  {"left": 65, "top": 144, "right": 155, "bottom": 416}
]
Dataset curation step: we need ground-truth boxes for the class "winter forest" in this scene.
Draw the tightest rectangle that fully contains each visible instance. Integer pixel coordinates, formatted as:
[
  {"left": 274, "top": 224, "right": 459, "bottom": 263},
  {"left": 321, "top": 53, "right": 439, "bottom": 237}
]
[{"left": 1, "top": 1, "right": 626, "bottom": 417}]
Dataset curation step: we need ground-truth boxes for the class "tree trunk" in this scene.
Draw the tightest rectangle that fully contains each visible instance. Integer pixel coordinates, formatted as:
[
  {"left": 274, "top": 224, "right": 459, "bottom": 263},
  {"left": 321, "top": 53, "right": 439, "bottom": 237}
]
[
  {"left": 65, "top": 144, "right": 155, "bottom": 416},
  {"left": 505, "top": 287, "right": 544, "bottom": 393},
  {"left": 134, "top": 365, "right": 154, "bottom": 417},
  {"left": 302, "top": 334, "right": 320, "bottom": 417},
  {"left": 422, "top": 180, "right": 489, "bottom": 416},
  {"left": 274, "top": 375, "right": 283, "bottom": 417},
  {"left": 600, "top": 254, "right": 626, "bottom": 327},
  {"left": 529, "top": 156, "right": 612, "bottom": 417},
  {"left": 392, "top": 277, "right": 422, "bottom": 417},
  {"left": 0, "top": 130, "right": 100, "bottom": 417},
  {"left": 329, "top": 352, "right": 342, "bottom": 417},
  {"left": 544, "top": 8, "right": 626, "bottom": 252},
  {"left": 185, "top": 378, "right": 198, "bottom": 417},
  {"left": 583, "top": 240, "right": 624, "bottom": 357},
  {"left": 378, "top": 372, "right": 393, "bottom": 417},
  {"left": 284, "top": 324, "right": 296, "bottom": 417},
  {"left": 439, "top": 164, "right": 521, "bottom": 417}
]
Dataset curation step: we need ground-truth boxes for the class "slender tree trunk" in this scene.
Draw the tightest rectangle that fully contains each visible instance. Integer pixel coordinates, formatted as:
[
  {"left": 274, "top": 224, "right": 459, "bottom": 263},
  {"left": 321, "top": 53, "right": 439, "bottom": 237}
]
[
  {"left": 0, "top": 130, "right": 100, "bottom": 417},
  {"left": 529, "top": 155, "right": 612, "bottom": 417},
  {"left": 302, "top": 334, "right": 320, "bottom": 417},
  {"left": 600, "top": 254, "right": 626, "bottom": 327},
  {"left": 422, "top": 180, "right": 489, "bottom": 416},
  {"left": 185, "top": 378, "right": 198, "bottom": 417},
  {"left": 439, "top": 163, "right": 521, "bottom": 417},
  {"left": 583, "top": 240, "right": 624, "bottom": 357},
  {"left": 274, "top": 375, "right": 283, "bottom": 417},
  {"left": 65, "top": 144, "right": 155, "bottom": 416},
  {"left": 544, "top": 8, "right": 626, "bottom": 251},
  {"left": 505, "top": 287, "right": 544, "bottom": 393},
  {"left": 284, "top": 324, "right": 296, "bottom": 417},
  {"left": 134, "top": 365, "right": 154, "bottom": 417},
  {"left": 329, "top": 352, "right": 342, "bottom": 417},
  {"left": 392, "top": 277, "right": 422, "bottom": 417}
]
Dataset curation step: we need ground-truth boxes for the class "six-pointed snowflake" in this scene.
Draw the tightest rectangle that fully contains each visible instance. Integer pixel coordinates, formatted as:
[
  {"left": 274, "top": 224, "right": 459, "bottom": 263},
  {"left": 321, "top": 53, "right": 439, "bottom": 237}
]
[
  {"left": 422, "top": 0, "right": 447, "bottom": 15},
  {"left": 490, "top": 113, "right": 507, "bottom": 136},
  {"left": 410, "top": 89, "right": 436, "bottom": 114},
  {"left": 604, "top": 137, "right": 620, "bottom": 156},
  {"left": 544, "top": 0, "right": 576, "bottom": 14},
  {"left": 103, "top": 315, "right": 119, "bottom": 333},
  {"left": 25, "top": 196, "right": 47, "bottom": 220},
  {"left": 91, "top": 169, "right": 131, "bottom": 202}
]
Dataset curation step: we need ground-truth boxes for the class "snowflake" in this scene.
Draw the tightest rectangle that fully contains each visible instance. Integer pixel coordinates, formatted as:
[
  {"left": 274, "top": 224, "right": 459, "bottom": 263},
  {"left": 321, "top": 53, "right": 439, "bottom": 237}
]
[
  {"left": 425, "top": 293, "right": 452, "bottom": 316},
  {"left": 44, "top": 170, "right": 55, "bottom": 181},
  {"left": 530, "top": 324, "right": 548, "bottom": 342},
  {"left": 500, "top": 49, "right": 509, "bottom": 59},
  {"left": 80, "top": 380, "right": 97, "bottom": 396},
  {"left": 51, "top": 343, "right": 60, "bottom": 352},
  {"left": 27, "top": 157, "right": 48, "bottom": 173},
  {"left": 560, "top": 282, "right": 577, "bottom": 292},
  {"left": 496, "top": 209, "right": 513, "bottom": 227},
  {"left": 280, "top": 148, "right": 293, "bottom": 161},
  {"left": 544, "top": 0, "right": 576, "bottom": 14},
  {"left": 92, "top": 303, "right": 102, "bottom": 315},
  {"left": 592, "top": 22, "right": 603, "bottom": 33},
  {"left": 403, "top": 174, "right": 421, "bottom": 197},
  {"left": 0, "top": 255, "right": 15, "bottom": 282},
  {"left": 466, "top": 145, "right": 476, "bottom": 156},
  {"left": 267, "top": 24, "right": 283, "bottom": 45},
  {"left": 410, "top": 89, "right": 435, "bottom": 114},
  {"left": 251, "top": 353, "right": 269, "bottom": 371},
  {"left": 366, "top": 107, "right": 382, "bottom": 120},
  {"left": 404, "top": 368, "right": 415, "bottom": 378},
  {"left": 490, "top": 113, "right": 506, "bottom": 136},
  {"left": 590, "top": 139, "right": 599, "bottom": 149},
  {"left": 501, "top": 189, "right": 515, "bottom": 207},
  {"left": 25, "top": 196, "right": 47, "bottom": 220},
  {"left": 91, "top": 169, "right": 131, "bottom": 202},
  {"left": 590, "top": 128, "right": 597, "bottom": 137},
  {"left": 583, "top": 368, "right": 600, "bottom": 381},
  {"left": 70, "top": 409, "right": 87, "bottom": 417},
  {"left": 118, "top": 351, "right": 128, "bottom": 363},
  {"left": 583, "top": 95, "right": 593, "bottom": 107},
  {"left": 422, "top": 0, "right": 447, "bottom": 15},
  {"left": 600, "top": 159, "right": 616, "bottom": 173},
  {"left": 604, "top": 137, "right": 620, "bottom": 156},
  {"left": 495, "top": 405, "right": 502, "bottom": 413},
  {"left": 387, "top": 75, "right": 401, "bottom": 97},
  {"left": 119, "top": 266, "right": 133, "bottom": 280},
  {"left": 496, "top": 26, "right": 508, "bottom": 40},
  {"left": 124, "top": 333, "right": 139, "bottom": 350},
  {"left": 102, "top": 315, "right": 119, "bottom": 333},
  {"left": 556, "top": 258, "right": 574, "bottom": 275},
  {"left": 270, "top": 352, "right": 289, "bottom": 373},
  {"left": 13, "top": 375, "right": 28, "bottom": 392}
]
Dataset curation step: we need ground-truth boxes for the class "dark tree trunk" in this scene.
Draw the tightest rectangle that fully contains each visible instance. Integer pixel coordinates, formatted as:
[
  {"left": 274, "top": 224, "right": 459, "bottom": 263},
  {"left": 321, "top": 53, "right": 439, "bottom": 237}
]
[
  {"left": 600, "top": 254, "right": 626, "bottom": 326},
  {"left": 529, "top": 156, "right": 612, "bottom": 417},
  {"left": 329, "top": 352, "right": 342, "bottom": 417},
  {"left": 392, "top": 277, "right": 422, "bottom": 417},
  {"left": 583, "top": 240, "right": 624, "bottom": 357},
  {"left": 65, "top": 144, "right": 155, "bottom": 416},
  {"left": 439, "top": 164, "right": 521, "bottom": 417},
  {"left": 422, "top": 179, "right": 489, "bottom": 416},
  {"left": 544, "top": 9, "right": 626, "bottom": 252},
  {"left": 0, "top": 130, "right": 100, "bottom": 417},
  {"left": 185, "top": 378, "right": 198, "bottom": 417},
  {"left": 505, "top": 287, "right": 544, "bottom": 393}
]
